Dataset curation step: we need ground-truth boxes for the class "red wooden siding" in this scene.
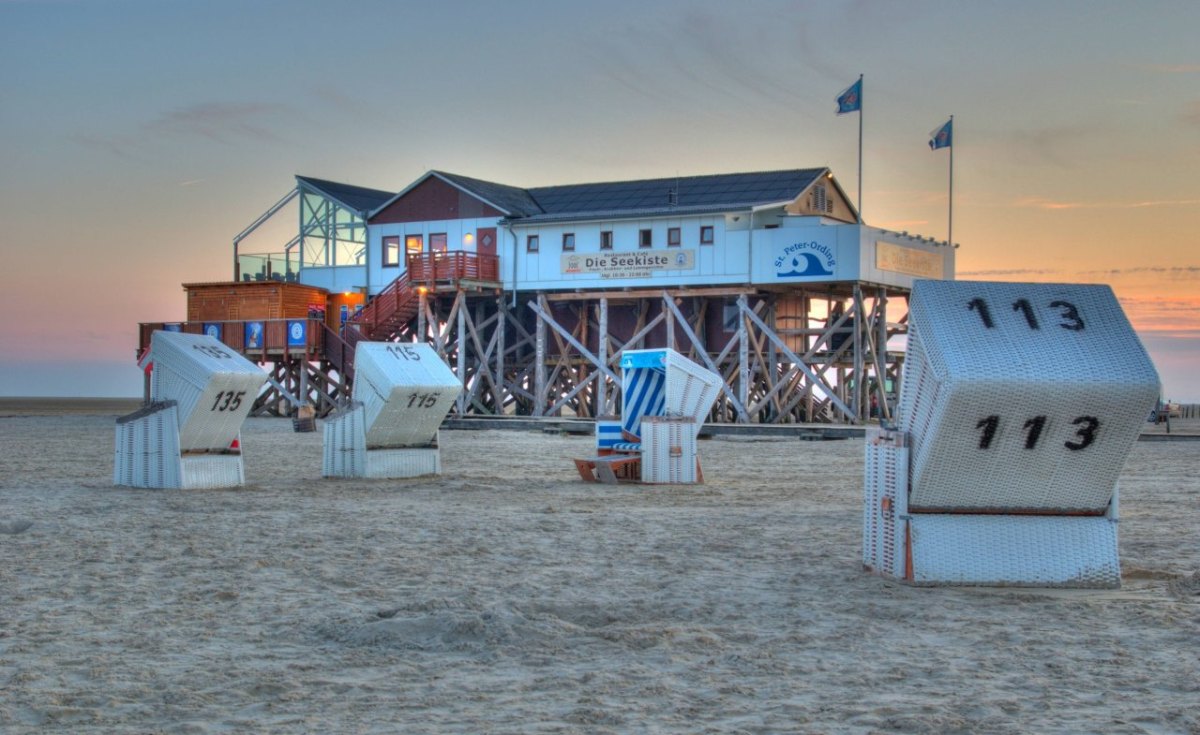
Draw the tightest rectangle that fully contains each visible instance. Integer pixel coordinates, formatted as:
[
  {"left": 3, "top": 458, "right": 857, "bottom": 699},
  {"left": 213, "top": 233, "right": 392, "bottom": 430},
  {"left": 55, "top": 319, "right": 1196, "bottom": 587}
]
[{"left": 370, "top": 176, "right": 505, "bottom": 224}]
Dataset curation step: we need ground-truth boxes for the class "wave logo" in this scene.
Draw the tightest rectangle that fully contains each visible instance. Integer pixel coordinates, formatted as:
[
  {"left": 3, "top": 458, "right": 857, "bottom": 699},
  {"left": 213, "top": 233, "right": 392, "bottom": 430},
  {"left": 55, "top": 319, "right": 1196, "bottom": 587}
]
[{"left": 775, "top": 240, "right": 835, "bottom": 278}]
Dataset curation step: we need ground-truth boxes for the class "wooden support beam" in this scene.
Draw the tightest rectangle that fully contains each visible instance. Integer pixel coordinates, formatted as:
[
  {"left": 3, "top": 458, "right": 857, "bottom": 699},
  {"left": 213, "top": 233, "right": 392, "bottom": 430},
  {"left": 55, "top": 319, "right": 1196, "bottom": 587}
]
[{"left": 739, "top": 298, "right": 857, "bottom": 422}]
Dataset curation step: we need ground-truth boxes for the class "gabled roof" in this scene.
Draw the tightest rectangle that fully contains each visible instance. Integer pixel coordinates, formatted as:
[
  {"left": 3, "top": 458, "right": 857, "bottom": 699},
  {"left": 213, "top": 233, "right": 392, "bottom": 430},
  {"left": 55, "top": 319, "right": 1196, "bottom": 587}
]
[
  {"left": 526, "top": 168, "right": 828, "bottom": 221},
  {"left": 346, "top": 167, "right": 849, "bottom": 224},
  {"left": 296, "top": 175, "right": 395, "bottom": 215},
  {"left": 434, "top": 171, "right": 543, "bottom": 217}
]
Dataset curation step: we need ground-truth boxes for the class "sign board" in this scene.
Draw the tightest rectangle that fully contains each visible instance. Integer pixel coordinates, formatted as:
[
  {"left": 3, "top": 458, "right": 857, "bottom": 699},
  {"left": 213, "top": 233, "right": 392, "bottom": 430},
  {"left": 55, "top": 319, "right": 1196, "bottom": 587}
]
[
  {"left": 773, "top": 239, "right": 837, "bottom": 278},
  {"left": 286, "top": 320, "right": 307, "bottom": 347},
  {"left": 244, "top": 321, "right": 264, "bottom": 349},
  {"left": 562, "top": 250, "right": 695, "bottom": 279},
  {"left": 875, "top": 241, "right": 944, "bottom": 279}
]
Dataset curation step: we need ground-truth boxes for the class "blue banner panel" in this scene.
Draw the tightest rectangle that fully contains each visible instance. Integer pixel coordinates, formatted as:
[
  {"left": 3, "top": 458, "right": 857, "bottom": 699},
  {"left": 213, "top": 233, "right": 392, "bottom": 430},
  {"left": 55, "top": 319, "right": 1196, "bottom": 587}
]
[
  {"left": 287, "top": 319, "right": 307, "bottom": 347},
  {"left": 245, "top": 321, "right": 264, "bottom": 349}
]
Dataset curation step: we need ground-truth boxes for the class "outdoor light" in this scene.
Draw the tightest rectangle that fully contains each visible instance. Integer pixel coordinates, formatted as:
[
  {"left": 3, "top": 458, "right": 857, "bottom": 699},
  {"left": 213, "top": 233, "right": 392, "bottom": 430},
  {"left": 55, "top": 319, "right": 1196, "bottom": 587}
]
[{"left": 463, "top": 233, "right": 475, "bottom": 246}]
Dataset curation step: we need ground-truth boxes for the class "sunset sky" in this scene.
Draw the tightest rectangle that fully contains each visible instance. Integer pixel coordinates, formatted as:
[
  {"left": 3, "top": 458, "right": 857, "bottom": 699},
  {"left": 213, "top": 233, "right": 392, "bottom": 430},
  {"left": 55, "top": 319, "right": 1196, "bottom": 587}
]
[{"left": 1, "top": 0, "right": 1196, "bottom": 401}]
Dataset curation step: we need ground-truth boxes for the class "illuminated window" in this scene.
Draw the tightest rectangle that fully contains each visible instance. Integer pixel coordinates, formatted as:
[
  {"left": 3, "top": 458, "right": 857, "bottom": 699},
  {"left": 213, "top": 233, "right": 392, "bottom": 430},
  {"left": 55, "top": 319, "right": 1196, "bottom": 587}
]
[
  {"left": 600, "top": 230, "right": 612, "bottom": 250},
  {"left": 405, "top": 234, "right": 423, "bottom": 255},
  {"left": 700, "top": 226, "right": 714, "bottom": 245},
  {"left": 383, "top": 235, "right": 400, "bottom": 267},
  {"left": 562, "top": 233, "right": 575, "bottom": 252},
  {"left": 430, "top": 233, "right": 447, "bottom": 252},
  {"left": 639, "top": 229, "right": 652, "bottom": 248},
  {"left": 527, "top": 235, "right": 539, "bottom": 253},
  {"left": 667, "top": 227, "right": 681, "bottom": 246}
]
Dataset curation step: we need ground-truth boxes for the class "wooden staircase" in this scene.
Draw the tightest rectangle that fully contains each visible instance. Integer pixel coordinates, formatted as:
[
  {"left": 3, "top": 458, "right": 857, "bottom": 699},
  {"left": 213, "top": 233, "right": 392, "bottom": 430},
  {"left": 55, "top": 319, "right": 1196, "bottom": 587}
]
[
  {"left": 353, "top": 269, "right": 422, "bottom": 342},
  {"left": 322, "top": 252, "right": 500, "bottom": 381}
]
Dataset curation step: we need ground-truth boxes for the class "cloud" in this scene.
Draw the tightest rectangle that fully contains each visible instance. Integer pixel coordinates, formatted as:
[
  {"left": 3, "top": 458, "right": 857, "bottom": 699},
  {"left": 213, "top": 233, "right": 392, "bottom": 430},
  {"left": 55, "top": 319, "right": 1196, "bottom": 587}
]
[
  {"left": 1080, "top": 265, "right": 1200, "bottom": 279},
  {"left": 1014, "top": 196, "right": 1200, "bottom": 210},
  {"left": 1006, "top": 126, "right": 1092, "bottom": 167},
  {"left": 72, "top": 101, "right": 292, "bottom": 159},
  {"left": 1116, "top": 294, "right": 1200, "bottom": 336},
  {"left": 70, "top": 132, "right": 143, "bottom": 161},
  {"left": 143, "top": 102, "right": 289, "bottom": 143},
  {"left": 955, "top": 268, "right": 1065, "bottom": 277}
]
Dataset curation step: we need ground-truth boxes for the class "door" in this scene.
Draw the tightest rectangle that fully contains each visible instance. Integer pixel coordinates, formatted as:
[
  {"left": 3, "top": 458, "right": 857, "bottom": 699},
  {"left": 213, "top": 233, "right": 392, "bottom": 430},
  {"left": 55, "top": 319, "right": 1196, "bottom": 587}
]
[
  {"left": 476, "top": 227, "right": 497, "bottom": 280},
  {"left": 476, "top": 227, "right": 496, "bottom": 256}
]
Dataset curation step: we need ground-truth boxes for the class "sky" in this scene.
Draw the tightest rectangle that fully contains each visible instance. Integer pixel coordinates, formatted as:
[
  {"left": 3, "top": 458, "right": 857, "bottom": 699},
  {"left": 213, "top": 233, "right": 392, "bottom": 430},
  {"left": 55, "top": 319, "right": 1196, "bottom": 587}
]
[{"left": 1, "top": 0, "right": 1197, "bottom": 401}]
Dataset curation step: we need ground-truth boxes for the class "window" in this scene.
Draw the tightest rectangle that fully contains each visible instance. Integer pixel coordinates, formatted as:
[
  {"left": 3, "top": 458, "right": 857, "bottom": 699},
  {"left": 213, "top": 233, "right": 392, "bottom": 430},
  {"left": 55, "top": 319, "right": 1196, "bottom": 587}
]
[
  {"left": 405, "top": 234, "right": 423, "bottom": 256},
  {"left": 527, "top": 234, "right": 539, "bottom": 253},
  {"left": 562, "top": 233, "right": 575, "bottom": 251},
  {"left": 723, "top": 301, "right": 740, "bottom": 333},
  {"left": 430, "top": 233, "right": 447, "bottom": 252},
  {"left": 600, "top": 230, "right": 613, "bottom": 250},
  {"left": 639, "top": 229, "right": 652, "bottom": 248},
  {"left": 383, "top": 235, "right": 400, "bottom": 267},
  {"left": 700, "top": 225, "right": 714, "bottom": 244},
  {"left": 667, "top": 227, "right": 681, "bottom": 247}
]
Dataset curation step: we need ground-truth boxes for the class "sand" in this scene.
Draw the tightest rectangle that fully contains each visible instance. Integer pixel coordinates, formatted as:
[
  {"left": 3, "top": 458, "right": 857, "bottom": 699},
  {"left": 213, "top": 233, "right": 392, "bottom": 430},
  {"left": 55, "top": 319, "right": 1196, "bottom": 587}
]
[{"left": 1, "top": 406, "right": 1198, "bottom": 734}]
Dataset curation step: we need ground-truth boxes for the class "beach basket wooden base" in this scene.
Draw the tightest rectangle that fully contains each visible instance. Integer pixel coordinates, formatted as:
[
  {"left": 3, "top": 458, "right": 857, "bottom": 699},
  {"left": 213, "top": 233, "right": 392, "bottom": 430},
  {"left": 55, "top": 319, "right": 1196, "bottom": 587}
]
[
  {"left": 574, "top": 454, "right": 642, "bottom": 484},
  {"left": 864, "top": 428, "right": 1121, "bottom": 588}
]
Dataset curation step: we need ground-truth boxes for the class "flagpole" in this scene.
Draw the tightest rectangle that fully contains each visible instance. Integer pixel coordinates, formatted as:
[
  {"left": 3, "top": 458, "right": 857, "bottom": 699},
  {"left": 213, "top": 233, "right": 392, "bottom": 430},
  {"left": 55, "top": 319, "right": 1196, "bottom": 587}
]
[
  {"left": 857, "top": 74, "right": 863, "bottom": 224},
  {"left": 947, "top": 114, "right": 954, "bottom": 247}
]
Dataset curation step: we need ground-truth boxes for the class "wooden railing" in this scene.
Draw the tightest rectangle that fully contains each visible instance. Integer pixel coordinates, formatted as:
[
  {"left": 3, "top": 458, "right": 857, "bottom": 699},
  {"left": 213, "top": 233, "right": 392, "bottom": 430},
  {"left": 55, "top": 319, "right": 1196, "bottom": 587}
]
[
  {"left": 138, "top": 319, "right": 326, "bottom": 359},
  {"left": 350, "top": 269, "right": 419, "bottom": 341},
  {"left": 322, "top": 323, "right": 355, "bottom": 378},
  {"left": 406, "top": 251, "right": 500, "bottom": 284},
  {"left": 347, "top": 251, "right": 500, "bottom": 342}
]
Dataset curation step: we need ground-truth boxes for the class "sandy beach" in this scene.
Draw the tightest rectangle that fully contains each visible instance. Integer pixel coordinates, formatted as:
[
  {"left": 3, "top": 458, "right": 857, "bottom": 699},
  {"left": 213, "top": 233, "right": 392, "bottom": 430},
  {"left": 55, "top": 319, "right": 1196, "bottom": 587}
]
[{"left": 1, "top": 404, "right": 1198, "bottom": 734}]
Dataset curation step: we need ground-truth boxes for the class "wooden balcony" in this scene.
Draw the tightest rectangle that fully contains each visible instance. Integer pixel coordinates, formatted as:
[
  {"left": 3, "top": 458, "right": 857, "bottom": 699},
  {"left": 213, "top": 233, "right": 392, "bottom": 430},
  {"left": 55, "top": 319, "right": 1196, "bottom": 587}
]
[{"left": 405, "top": 251, "right": 500, "bottom": 287}]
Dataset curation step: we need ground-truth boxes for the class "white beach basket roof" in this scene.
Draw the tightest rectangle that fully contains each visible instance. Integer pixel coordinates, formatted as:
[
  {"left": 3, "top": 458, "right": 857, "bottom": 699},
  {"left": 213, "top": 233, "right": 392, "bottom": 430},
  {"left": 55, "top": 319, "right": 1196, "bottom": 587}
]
[
  {"left": 145, "top": 330, "right": 267, "bottom": 451},
  {"left": 352, "top": 342, "right": 462, "bottom": 447},
  {"left": 898, "top": 280, "right": 1159, "bottom": 512}
]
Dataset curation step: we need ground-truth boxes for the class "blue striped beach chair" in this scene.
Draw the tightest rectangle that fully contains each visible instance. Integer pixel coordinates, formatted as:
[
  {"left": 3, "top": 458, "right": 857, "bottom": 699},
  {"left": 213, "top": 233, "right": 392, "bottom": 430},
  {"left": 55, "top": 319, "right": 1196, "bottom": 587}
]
[{"left": 577, "top": 348, "right": 722, "bottom": 483}]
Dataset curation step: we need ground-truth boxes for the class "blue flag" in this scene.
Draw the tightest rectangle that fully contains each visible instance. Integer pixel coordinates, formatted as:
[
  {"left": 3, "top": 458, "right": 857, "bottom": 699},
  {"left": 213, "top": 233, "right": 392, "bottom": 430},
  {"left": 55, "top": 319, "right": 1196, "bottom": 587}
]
[
  {"left": 929, "top": 118, "right": 953, "bottom": 150},
  {"left": 836, "top": 78, "right": 862, "bottom": 115}
]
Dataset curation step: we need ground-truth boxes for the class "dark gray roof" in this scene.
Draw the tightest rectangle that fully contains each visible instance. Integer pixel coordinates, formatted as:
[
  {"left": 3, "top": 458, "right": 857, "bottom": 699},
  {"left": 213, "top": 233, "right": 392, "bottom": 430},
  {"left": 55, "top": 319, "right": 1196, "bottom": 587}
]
[
  {"left": 434, "top": 171, "right": 543, "bottom": 217},
  {"left": 296, "top": 175, "right": 395, "bottom": 215},
  {"left": 322, "top": 167, "right": 833, "bottom": 223},
  {"left": 520, "top": 168, "right": 827, "bottom": 222}
]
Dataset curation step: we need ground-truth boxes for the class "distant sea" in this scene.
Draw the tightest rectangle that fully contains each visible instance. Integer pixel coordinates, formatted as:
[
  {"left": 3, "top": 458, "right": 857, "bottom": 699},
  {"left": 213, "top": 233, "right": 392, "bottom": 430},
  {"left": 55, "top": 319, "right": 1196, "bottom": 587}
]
[{"left": 0, "top": 397, "right": 143, "bottom": 416}]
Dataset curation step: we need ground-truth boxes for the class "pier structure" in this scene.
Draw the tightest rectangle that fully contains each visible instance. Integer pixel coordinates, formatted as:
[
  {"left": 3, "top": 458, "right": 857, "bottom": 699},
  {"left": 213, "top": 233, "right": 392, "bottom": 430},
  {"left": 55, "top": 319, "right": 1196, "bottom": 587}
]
[{"left": 141, "top": 168, "right": 955, "bottom": 424}]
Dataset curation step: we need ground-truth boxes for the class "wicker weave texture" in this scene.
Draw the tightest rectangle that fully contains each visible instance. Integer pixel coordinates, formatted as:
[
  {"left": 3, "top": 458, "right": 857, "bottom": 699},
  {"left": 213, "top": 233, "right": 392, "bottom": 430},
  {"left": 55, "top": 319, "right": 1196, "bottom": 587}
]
[
  {"left": 323, "top": 404, "right": 367, "bottom": 478},
  {"left": 908, "top": 514, "right": 1120, "bottom": 588},
  {"left": 352, "top": 342, "right": 461, "bottom": 448},
  {"left": 641, "top": 418, "right": 698, "bottom": 484},
  {"left": 146, "top": 331, "right": 266, "bottom": 452},
  {"left": 899, "top": 281, "right": 1159, "bottom": 512},
  {"left": 179, "top": 454, "right": 245, "bottom": 489},
  {"left": 863, "top": 430, "right": 908, "bottom": 579},
  {"left": 364, "top": 448, "right": 441, "bottom": 478},
  {"left": 114, "top": 403, "right": 182, "bottom": 488}
]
